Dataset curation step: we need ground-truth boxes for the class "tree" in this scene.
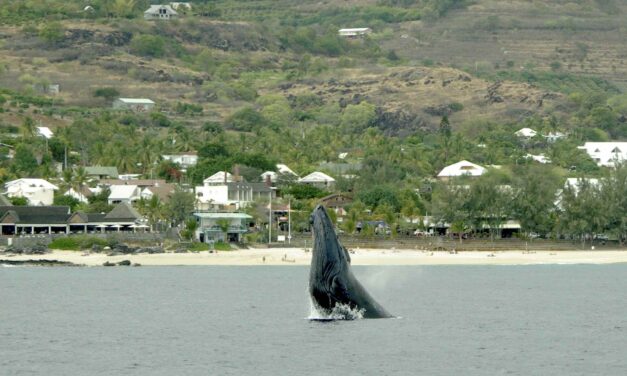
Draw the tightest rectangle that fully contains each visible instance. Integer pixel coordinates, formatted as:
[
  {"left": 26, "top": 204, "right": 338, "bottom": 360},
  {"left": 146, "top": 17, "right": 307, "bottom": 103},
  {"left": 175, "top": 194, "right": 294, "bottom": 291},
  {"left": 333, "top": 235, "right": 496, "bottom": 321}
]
[
  {"left": 38, "top": 21, "right": 64, "bottom": 45},
  {"left": 93, "top": 87, "right": 120, "bottom": 103},
  {"left": 216, "top": 218, "right": 231, "bottom": 242},
  {"left": 600, "top": 162, "right": 627, "bottom": 244},
  {"left": 341, "top": 102, "right": 376, "bottom": 133},
  {"left": 130, "top": 35, "right": 165, "bottom": 58},
  {"left": 166, "top": 188, "right": 195, "bottom": 226},
  {"left": 12, "top": 144, "right": 38, "bottom": 175},
  {"left": 431, "top": 182, "right": 473, "bottom": 243},
  {"left": 53, "top": 194, "right": 81, "bottom": 211},
  {"left": 510, "top": 166, "right": 561, "bottom": 237},
  {"left": 559, "top": 178, "right": 604, "bottom": 247}
]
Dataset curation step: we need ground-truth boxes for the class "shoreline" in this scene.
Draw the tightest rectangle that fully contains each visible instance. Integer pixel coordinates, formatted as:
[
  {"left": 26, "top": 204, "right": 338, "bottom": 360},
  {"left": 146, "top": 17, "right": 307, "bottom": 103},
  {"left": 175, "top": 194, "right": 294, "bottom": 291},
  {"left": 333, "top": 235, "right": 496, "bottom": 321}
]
[{"left": 3, "top": 248, "right": 627, "bottom": 266}]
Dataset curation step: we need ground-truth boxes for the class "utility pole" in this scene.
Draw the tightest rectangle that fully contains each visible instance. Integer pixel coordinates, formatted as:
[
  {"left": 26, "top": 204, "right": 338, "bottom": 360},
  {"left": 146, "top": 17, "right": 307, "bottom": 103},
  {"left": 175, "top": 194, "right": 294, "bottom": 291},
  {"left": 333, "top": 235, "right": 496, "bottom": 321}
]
[
  {"left": 288, "top": 198, "right": 291, "bottom": 245},
  {"left": 268, "top": 190, "right": 272, "bottom": 244}
]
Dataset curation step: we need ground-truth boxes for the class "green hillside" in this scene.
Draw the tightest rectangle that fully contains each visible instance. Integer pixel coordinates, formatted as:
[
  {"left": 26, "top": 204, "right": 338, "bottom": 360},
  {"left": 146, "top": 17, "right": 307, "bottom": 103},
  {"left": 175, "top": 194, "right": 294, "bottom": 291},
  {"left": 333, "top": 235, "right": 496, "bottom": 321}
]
[{"left": 0, "top": 0, "right": 626, "bottom": 239}]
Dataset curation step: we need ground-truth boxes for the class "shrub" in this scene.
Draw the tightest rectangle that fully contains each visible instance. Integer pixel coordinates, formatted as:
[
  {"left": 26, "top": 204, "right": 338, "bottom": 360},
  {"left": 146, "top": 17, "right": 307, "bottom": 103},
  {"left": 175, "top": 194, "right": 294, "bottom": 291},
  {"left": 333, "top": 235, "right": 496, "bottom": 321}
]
[
  {"left": 130, "top": 35, "right": 165, "bottom": 58},
  {"left": 48, "top": 236, "right": 109, "bottom": 251}
]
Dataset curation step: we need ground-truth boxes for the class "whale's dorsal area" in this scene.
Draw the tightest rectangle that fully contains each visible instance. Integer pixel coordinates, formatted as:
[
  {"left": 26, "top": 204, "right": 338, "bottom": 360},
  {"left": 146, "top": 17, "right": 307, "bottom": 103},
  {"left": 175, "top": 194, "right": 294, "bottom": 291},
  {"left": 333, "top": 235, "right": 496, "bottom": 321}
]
[{"left": 308, "top": 205, "right": 393, "bottom": 319}]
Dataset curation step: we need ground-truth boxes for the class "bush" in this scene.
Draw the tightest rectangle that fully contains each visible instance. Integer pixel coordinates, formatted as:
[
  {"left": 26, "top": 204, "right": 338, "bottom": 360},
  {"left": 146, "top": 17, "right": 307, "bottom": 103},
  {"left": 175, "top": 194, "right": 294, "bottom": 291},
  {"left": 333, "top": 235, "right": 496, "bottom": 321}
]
[
  {"left": 130, "top": 35, "right": 165, "bottom": 58},
  {"left": 48, "top": 236, "right": 109, "bottom": 251}
]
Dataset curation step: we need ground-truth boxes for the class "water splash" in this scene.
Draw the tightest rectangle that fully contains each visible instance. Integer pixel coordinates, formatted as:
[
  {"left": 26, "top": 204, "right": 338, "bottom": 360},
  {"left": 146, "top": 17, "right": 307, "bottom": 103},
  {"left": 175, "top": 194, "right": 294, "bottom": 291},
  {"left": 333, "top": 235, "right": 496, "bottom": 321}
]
[{"left": 308, "top": 300, "right": 365, "bottom": 321}]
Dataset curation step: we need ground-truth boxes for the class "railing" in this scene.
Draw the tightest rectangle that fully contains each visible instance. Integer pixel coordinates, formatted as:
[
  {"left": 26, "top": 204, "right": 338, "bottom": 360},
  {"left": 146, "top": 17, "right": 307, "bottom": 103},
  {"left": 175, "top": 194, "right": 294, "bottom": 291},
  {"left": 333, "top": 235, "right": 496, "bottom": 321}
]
[{"left": 264, "top": 234, "right": 624, "bottom": 251}]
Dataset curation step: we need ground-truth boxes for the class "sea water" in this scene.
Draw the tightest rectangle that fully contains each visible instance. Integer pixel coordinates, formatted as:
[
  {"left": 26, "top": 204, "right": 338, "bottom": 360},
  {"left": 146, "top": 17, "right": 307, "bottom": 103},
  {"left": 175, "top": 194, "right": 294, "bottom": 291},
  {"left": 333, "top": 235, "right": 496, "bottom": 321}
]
[{"left": 1, "top": 265, "right": 626, "bottom": 375}]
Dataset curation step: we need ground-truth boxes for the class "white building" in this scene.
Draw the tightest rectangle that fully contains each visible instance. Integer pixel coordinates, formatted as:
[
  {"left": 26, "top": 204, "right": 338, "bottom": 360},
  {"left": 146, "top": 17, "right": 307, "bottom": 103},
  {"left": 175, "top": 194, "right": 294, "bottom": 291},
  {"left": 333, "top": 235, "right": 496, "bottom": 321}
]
[
  {"left": 195, "top": 172, "right": 252, "bottom": 210},
  {"left": 515, "top": 127, "right": 538, "bottom": 138},
  {"left": 4, "top": 179, "right": 58, "bottom": 206},
  {"left": 108, "top": 185, "right": 141, "bottom": 205},
  {"left": 162, "top": 152, "right": 198, "bottom": 168},
  {"left": 144, "top": 5, "right": 178, "bottom": 20},
  {"left": 298, "top": 171, "right": 335, "bottom": 189},
  {"left": 437, "top": 160, "right": 487, "bottom": 180},
  {"left": 578, "top": 142, "right": 627, "bottom": 167},
  {"left": 203, "top": 171, "right": 234, "bottom": 185},
  {"left": 193, "top": 212, "right": 252, "bottom": 243},
  {"left": 112, "top": 98, "right": 155, "bottom": 112},
  {"left": 260, "top": 163, "right": 299, "bottom": 183},
  {"left": 338, "top": 28, "right": 372, "bottom": 37}
]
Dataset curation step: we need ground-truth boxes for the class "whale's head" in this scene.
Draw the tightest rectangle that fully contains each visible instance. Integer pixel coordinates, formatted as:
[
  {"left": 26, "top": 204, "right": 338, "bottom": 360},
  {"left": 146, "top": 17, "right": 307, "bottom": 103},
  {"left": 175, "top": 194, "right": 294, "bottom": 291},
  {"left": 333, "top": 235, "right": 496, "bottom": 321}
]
[{"left": 310, "top": 204, "right": 348, "bottom": 266}]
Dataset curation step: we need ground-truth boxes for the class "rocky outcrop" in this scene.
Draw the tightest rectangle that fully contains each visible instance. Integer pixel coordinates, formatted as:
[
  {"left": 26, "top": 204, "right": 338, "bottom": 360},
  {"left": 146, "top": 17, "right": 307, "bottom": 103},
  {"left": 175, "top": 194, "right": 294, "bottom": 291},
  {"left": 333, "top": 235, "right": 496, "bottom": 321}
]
[
  {"left": 1, "top": 259, "right": 81, "bottom": 267},
  {"left": 3, "top": 244, "right": 49, "bottom": 255}
]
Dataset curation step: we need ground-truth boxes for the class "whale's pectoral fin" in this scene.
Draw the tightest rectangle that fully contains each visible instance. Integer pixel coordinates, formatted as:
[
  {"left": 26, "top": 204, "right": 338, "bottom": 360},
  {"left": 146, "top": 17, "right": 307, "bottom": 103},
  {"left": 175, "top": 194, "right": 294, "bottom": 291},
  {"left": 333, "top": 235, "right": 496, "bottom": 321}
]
[{"left": 342, "top": 246, "right": 351, "bottom": 264}]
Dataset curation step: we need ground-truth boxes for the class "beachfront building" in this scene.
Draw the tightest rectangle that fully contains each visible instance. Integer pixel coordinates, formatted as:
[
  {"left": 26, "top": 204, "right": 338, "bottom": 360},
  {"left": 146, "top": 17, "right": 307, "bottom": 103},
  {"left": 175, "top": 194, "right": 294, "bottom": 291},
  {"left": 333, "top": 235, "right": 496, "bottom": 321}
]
[
  {"left": 578, "top": 142, "right": 627, "bottom": 167},
  {"left": 4, "top": 179, "right": 59, "bottom": 206},
  {"left": 0, "top": 202, "right": 143, "bottom": 236},
  {"left": 112, "top": 98, "right": 155, "bottom": 112},
  {"left": 195, "top": 172, "right": 253, "bottom": 210},
  {"left": 437, "top": 160, "right": 487, "bottom": 180},
  {"left": 298, "top": 171, "right": 335, "bottom": 189},
  {"left": 193, "top": 212, "right": 253, "bottom": 243}
]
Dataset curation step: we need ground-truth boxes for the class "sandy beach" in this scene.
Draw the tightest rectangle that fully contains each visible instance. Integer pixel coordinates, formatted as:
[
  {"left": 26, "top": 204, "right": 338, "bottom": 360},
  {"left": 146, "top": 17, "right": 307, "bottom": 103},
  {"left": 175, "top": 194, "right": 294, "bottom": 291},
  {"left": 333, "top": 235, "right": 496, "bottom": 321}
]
[{"left": 3, "top": 248, "right": 627, "bottom": 266}]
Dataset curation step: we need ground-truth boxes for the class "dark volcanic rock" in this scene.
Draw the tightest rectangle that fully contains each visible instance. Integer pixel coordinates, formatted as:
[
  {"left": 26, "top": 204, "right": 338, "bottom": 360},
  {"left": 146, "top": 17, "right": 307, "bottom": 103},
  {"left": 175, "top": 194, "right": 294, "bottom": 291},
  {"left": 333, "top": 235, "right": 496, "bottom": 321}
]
[
  {"left": 1, "top": 259, "right": 81, "bottom": 267},
  {"left": 375, "top": 108, "right": 426, "bottom": 136},
  {"left": 103, "top": 261, "right": 116, "bottom": 267},
  {"left": 117, "top": 260, "right": 131, "bottom": 266}
]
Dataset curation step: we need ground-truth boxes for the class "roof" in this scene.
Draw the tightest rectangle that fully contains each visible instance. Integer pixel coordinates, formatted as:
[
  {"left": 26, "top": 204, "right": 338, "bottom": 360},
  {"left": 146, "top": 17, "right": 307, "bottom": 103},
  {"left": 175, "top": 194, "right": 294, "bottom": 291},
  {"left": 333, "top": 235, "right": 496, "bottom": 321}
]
[
  {"left": 277, "top": 164, "right": 298, "bottom": 176},
  {"left": 116, "top": 98, "right": 155, "bottom": 104},
  {"left": 108, "top": 185, "right": 139, "bottom": 200},
  {"left": 145, "top": 5, "right": 178, "bottom": 15},
  {"left": 515, "top": 128, "right": 537, "bottom": 138},
  {"left": 578, "top": 142, "right": 627, "bottom": 167},
  {"left": 193, "top": 212, "right": 252, "bottom": 219},
  {"left": 5, "top": 178, "right": 59, "bottom": 190},
  {"left": 104, "top": 202, "right": 142, "bottom": 221},
  {"left": 0, "top": 206, "right": 71, "bottom": 224},
  {"left": 141, "top": 183, "right": 176, "bottom": 202},
  {"left": 100, "top": 179, "right": 166, "bottom": 187},
  {"left": 204, "top": 171, "right": 233, "bottom": 184},
  {"left": 298, "top": 171, "right": 335, "bottom": 183},
  {"left": 437, "top": 160, "right": 487, "bottom": 177},
  {"left": 85, "top": 166, "right": 119, "bottom": 178},
  {"left": 339, "top": 28, "right": 371, "bottom": 33},
  {"left": 0, "top": 195, "right": 12, "bottom": 206},
  {"left": 37, "top": 126, "right": 54, "bottom": 139}
]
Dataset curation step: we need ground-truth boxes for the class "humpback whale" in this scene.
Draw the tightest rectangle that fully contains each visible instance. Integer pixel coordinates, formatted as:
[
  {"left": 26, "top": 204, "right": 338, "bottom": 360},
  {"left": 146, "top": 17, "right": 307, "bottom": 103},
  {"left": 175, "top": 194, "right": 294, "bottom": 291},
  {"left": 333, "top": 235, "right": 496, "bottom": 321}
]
[{"left": 309, "top": 205, "right": 393, "bottom": 319}]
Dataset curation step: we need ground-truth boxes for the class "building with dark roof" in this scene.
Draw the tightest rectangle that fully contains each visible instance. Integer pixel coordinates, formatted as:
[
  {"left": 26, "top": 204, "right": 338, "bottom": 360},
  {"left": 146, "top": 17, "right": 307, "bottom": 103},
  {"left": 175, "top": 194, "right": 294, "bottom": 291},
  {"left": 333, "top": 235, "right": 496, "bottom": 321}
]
[{"left": 0, "top": 203, "right": 143, "bottom": 236}]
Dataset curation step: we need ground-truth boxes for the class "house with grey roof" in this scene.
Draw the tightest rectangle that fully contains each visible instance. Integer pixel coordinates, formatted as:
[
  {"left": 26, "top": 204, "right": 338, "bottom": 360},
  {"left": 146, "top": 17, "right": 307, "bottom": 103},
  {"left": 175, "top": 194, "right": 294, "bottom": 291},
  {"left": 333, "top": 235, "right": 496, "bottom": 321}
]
[
  {"left": 85, "top": 166, "right": 119, "bottom": 180},
  {"left": 144, "top": 5, "right": 178, "bottom": 20}
]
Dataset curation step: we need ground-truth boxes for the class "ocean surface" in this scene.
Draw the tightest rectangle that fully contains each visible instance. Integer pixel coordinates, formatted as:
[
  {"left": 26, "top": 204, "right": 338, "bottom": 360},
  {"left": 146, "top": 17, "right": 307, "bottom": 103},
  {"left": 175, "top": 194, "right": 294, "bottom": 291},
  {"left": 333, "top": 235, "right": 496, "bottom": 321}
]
[{"left": 1, "top": 265, "right": 626, "bottom": 376}]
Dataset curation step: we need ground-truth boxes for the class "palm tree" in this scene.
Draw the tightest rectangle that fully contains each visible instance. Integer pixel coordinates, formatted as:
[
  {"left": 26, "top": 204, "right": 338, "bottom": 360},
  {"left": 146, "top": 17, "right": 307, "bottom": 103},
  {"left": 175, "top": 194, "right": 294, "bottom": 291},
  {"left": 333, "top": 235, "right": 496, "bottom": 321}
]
[{"left": 20, "top": 117, "right": 37, "bottom": 139}]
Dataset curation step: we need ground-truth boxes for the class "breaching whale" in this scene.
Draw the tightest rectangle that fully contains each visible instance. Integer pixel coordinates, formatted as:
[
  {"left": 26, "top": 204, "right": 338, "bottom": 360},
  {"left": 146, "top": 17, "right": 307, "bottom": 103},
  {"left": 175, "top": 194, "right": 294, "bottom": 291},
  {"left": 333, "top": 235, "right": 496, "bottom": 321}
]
[{"left": 309, "top": 205, "right": 393, "bottom": 319}]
